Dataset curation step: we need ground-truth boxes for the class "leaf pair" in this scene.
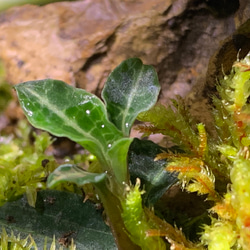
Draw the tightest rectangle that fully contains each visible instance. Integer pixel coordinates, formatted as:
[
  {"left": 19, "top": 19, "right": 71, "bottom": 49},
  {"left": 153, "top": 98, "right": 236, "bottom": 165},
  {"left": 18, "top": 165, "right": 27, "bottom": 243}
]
[{"left": 15, "top": 58, "right": 160, "bottom": 186}]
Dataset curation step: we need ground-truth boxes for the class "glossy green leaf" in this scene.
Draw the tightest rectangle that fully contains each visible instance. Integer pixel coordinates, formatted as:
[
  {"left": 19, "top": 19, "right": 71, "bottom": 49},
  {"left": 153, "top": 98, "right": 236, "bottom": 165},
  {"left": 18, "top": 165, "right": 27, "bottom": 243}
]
[
  {"left": 47, "top": 164, "right": 106, "bottom": 189},
  {"left": 0, "top": 190, "right": 116, "bottom": 249},
  {"left": 128, "top": 138, "right": 177, "bottom": 206},
  {"left": 14, "top": 79, "right": 123, "bottom": 166},
  {"left": 102, "top": 58, "right": 160, "bottom": 136}
]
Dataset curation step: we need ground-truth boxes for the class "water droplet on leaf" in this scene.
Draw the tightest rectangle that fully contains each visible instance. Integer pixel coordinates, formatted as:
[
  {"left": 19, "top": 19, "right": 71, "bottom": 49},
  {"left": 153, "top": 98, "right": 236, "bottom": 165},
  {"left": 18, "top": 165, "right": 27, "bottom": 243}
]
[
  {"left": 86, "top": 110, "right": 90, "bottom": 115},
  {"left": 27, "top": 110, "right": 33, "bottom": 117}
]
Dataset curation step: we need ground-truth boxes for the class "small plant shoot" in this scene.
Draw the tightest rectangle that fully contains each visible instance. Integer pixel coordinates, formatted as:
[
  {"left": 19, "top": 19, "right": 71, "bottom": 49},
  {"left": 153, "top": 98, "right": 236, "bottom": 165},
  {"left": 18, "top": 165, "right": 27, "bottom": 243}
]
[
  {"left": 15, "top": 58, "right": 167, "bottom": 249},
  {"left": 12, "top": 53, "right": 250, "bottom": 249}
]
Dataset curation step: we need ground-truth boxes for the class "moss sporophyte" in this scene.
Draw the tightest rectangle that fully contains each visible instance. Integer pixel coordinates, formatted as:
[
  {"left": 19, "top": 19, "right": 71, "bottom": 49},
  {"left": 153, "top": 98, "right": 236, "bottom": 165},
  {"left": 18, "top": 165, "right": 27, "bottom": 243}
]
[{"left": 12, "top": 54, "right": 250, "bottom": 249}]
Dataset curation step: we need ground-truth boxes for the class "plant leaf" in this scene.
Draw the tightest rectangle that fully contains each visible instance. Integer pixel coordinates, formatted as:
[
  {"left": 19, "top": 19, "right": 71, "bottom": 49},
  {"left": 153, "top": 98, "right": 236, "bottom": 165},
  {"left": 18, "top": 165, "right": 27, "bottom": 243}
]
[
  {"left": 102, "top": 58, "right": 160, "bottom": 136},
  {"left": 128, "top": 138, "right": 177, "bottom": 206},
  {"left": 106, "top": 138, "right": 133, "bottom": 185},
  {"left": 47, "top": 164, "right": 106, "bottom": 188},
  {"left": 0, "top": 190, "right": 117, "bottom": 249},
  {"left": 14, "top": 79, "right": 123, "bottom": 165}
]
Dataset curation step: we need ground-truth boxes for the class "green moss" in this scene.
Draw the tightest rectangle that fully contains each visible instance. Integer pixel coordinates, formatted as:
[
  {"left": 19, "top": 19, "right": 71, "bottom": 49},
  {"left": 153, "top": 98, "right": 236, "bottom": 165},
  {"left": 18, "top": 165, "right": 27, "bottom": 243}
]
[
  {"left": 0, "top": 227, "right": 76, "bottom": 250},
  {"left": 0, "top": 120, "right": 57, "bottom": 206},
  {"left": 121, "top": 180, "right": 166, "bottom": 250},
  {"left": 138, "top": 52, "right": 250, "bottom": 249}
]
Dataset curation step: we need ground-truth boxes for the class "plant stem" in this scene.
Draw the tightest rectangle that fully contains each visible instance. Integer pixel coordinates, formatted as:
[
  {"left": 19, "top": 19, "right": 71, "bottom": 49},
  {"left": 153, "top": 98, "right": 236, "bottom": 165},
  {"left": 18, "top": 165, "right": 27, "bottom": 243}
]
[{"left": 95, "top": 182, "right": 140, "bottom": 250}]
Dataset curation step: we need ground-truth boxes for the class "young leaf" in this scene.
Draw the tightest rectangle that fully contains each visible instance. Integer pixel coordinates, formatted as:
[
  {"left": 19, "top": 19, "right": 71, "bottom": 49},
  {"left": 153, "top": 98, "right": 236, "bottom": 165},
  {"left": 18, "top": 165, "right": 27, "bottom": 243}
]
[
  {"left": 14, "top": 79, "right": 123, "bottom": 166},
  {"left": 102, "top": 58, "right": 160, "bottom": 136},
  {"left": 47, "top": 164, "right": 106, "bottom": 188}
]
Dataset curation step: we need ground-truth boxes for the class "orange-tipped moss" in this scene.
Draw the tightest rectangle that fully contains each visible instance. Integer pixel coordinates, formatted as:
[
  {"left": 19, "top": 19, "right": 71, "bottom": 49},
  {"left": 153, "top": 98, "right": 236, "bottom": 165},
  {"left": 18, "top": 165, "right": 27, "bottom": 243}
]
[{"left": 138, "top": 52, "right": 250, "bottom": 249}]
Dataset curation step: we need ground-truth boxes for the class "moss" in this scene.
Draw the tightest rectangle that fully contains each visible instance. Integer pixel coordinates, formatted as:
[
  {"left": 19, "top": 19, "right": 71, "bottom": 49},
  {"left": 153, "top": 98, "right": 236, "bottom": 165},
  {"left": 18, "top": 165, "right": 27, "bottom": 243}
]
[{"left": 138, "top": 52, "right": 250, "bottom": 249}]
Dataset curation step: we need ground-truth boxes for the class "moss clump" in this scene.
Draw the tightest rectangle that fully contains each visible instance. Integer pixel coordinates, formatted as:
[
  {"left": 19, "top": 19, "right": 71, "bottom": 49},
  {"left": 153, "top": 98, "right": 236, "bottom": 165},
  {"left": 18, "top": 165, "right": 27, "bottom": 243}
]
[
  {"left": 137, "top": 52, "right": 250, "bottom": 249},
  {"left": 0, "top": 120, "right": 57, "bottom": 207}
]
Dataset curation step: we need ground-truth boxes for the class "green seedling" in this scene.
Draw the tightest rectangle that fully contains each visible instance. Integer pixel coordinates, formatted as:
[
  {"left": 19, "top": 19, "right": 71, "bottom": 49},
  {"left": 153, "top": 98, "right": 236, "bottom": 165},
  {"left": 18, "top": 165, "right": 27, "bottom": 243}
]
[{"left": 14, "top": 58, "right": 167, "bottom": 249}]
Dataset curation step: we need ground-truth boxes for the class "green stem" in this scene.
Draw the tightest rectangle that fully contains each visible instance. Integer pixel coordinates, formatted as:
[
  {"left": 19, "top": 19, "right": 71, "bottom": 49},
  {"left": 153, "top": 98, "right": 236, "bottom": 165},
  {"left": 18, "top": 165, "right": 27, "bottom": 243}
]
[{"left": 95, "top": 182, "right": 140, "bottom": 250}]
